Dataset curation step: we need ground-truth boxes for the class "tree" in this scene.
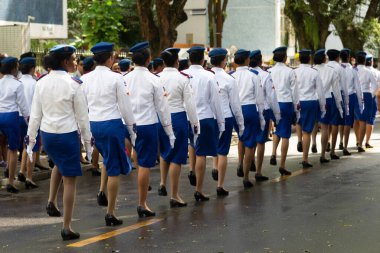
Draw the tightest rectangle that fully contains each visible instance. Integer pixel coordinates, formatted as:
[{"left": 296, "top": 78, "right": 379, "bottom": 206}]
[
  {"left": 208, "top": 0, "right": 228, "bottom": 47},
  {"left": 136, "top": 0, "right": 188, "bottom": 56}
]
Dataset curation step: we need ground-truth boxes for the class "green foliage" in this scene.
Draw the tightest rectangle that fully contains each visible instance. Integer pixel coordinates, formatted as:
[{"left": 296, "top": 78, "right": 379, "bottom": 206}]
[{"left": 362, "top": 18, "right": 380, "bottom": 50}]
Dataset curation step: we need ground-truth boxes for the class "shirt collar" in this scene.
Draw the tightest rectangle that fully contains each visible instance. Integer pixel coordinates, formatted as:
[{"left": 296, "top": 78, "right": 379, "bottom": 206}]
[
  {"left": 163, "top": 67, "right": 178, "bottom": 72},
  {"left": 275, "top": 62, "right": 286, "bottom": 67},
  {"left": 211, "top": 67, "right": 224, "bottom": 72},
  {"left": 189, "top": 65, "right": 204, "bottom": 70},
  {"left": 95, "top": 65, "right": 111, "bottom": 71},
  {"left": 300, "top": 64, "right": 311, "bottom": 67},
  {"left": 134, "top": 66, "right": 148, "bottom": 71},
  {"left": 236, "top": 66, "right": 249, "bottom": 71}
]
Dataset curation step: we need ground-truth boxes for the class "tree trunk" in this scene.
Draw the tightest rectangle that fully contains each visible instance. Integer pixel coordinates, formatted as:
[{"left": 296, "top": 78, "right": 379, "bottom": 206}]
[{"left": 208, "top": 0, "right": 215, "bottom": 47}]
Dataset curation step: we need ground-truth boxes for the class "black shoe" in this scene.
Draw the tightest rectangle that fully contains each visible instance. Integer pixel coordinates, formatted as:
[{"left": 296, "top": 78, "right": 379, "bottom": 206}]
[
  {"left": 236, "top": 165, "right": 244, "bottom": 177},
  {"left": 90, "top": 168, "right": 101, "bottom": 176},
  {"left": 35, "top": 163, "right": 50, "bottom": 171},
  {"left": 243, "top": 179, "right": 254, "bottom": 189},
  {"left": 302, "top": 161, "right": 313, "bottom": 169},
  {"left": 188, "top": 171, "right": 196, "bottom": 186},
  {"left": 357, "top": 146, "right": 365, "bottom": 152},
  {"left": 25, "top": 180, "right": 38, "bottom": 189},
  {"left": 194, "top": 191, "right": 210, "bottom": 201},
  {"left": 148, "top": 185, "right": 152, "bottom": 191},
  {"left": 343, "top": 149, "right": 351, "bottom": 156},
  {"left": 339, "top": 143, "right": 344, "bottom": 150},
  {"left": 311, "top": 144, "right": 317, "bottom": 153},
  {"left": 46, "top": 202, "right": 61, "bottom": 217},
  {"left": 211, "top": 168, "right": 218, "bottom": 181},
  {"left": 4, "top": 169, "right": 9, "bottom": 178},
  {"left": 279, "top": 167, "right": 291, "bottom": 176},
  {"left": 250, "top": 161, "right": 256, "bottom": 172},
  {"left": 158, "top": 185, "right": 167, "bottom": 196},
  {"left": 330, "top": 153, "right": 340, "bottom": 160},
  {"left": 105, "top": 214, "right": 123, "bottom": 226},
  {"left": 97, "top": 191, "right": 108, "bottom": 207},
  {"left": 61, "top": 229, "right": 80, "bottom": 241},
  {"left": 365, "top": 143, "right": 373, "bottom": 148},
  {"left": 297, "top": 142, "right": 303, "bottom": 152},
  {"left": 137, "top": 206, "right": 156, "bottom": 218},
  {"left": 170, "top": 199, "right": 187, "bottom": 208},
  {"left": 48, "top": 159, "right": 55, "bottom": 168},
  {"left": 216, "top": 187, "right": 229, "bottom": 196},
  {"left": 326, "top": 142, "right": 331, "bottom": 152},
  {"left": 6, "top": 184, "right": 19, "bottom": 193},
  {"left": 270, "top": 155, "right": 277, "bottom": 166},
  {"left": 255, "top": 174, "right": 269, "bottom": 182},
  {"left": 320, "top": 157, "right": 330, "bottom": 163},
  {"left": 17, "top": 172, "right": 26, "bottom": 182}
]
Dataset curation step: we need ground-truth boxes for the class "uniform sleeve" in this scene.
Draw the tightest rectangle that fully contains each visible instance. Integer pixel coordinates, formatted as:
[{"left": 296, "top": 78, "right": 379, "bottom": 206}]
[
  {"left": 332, "top": 72, "right": 343, "bottom": 112},
  {"left": 209, "top": 78, "right": 225, "bottom": 131},
  {"left": 254, "top": 74, "right": 265, "bottom": 118},
  {"left": 316, "top": 74, "right": 326, "bottom": 111},
  {"left": 73, "top": 85, "right": 92, "bottom": 146},
  {"left": 26, "top": 84, "right": 42, "bottom": 142},
  {"left": 370, "top": 71, "right": 379, "bottom": 96},
  {"left": 153, "top": 79, "right": 174, "bottom": 136},
  {"left": 183, "top": 76, "right": 199, "bottom": 126},
  {"left": 116, "top": 77, "right": 136, "bottom": 127},
  {"left": 266, "top": 75, "right": 281, "bottom": 115},
  {"left": 339, "top": 69, "right": 350, "bottom": 109},
  {"left": 290, "top": 70, "right": 299, "bottom": 110},
  {"left": 353, "top": 70, "right": 363, "bottom": 105},
  {"left": 16, "top": 83, "right": 30, "bottom": 117},
  {"left": 228, "top": 78, "right": 244, "bottom": 130}
]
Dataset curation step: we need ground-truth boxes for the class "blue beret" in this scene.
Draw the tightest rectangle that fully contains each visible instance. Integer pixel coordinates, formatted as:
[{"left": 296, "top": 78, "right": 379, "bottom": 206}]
[
  {"left": 50, "top": 44, "right": 76, "bottom": 54},
  {"left": 1, "top": 57, "right": 18, "bottom": 65},
  {"left": 118, "top": 59, "right": 131, "bottom": 68},
  {"left": 249, "top": 50, "right": 262, "bottom": 58},
  {"left": 314, "top": 49, "right": 326, "bottom": 56},
  {"left": 273, "top": 46, "right": 287, "bottom": 54},
  {"left": 91, "top": 42, "right": 114, "bottom": 54},
  {"left": 366, "top": 54, "right": 373, "bottom": 60},
  {"left": 187, "top": 46, "right": 205, "bottom": 53},
  {"left": 235, "top": 49, "right": 250, "bottom": 58},
  {"left": 341, "top": 48, "right": 351, "bottom": 54},
  {"left": 356, "top": 51, "right": 367, "bottom": 57},
  {"left": 19, "top": 57, "right": 36, "bottom": 65},
  {"left": 83, "top": 57, "right": 94, "bottom": 67},
  {"left": 153, "top": 58, "right": 163, "bottom": 64},
  {"left": 209, "top": 48, "right": 227, "bottom": 58},
  {"left": 162, "top": 48, "right": 181, "bottom": 54},
  {"left": 130, "top": 41, "right": 149, "bottom": 53},
  {"left": 299, "top": 49, "right": 312, "bottom": 55}
]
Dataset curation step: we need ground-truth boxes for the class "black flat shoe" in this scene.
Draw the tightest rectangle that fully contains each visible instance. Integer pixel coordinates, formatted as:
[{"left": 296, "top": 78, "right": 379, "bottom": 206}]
[
  {"left": 279, "top": 167, "right": 291, "bottom": 176},
  {"left": 188, "top": 171, "right": 196, "bottom": 186},
  {"left": 48, "top": 159, "right": 55, "bottom": 168},
  {"left": 330, "top": 153, "right": 340, "bottom": 160},
  {"left": 105, "top": 214, "right": 123, "bottom": 226},
  {"left": 326, "top": 142, "right": 331, "bottom": 152},
  {"left": 320, "top": 157, "right": 330, "bottom": 163},
  {"left": 255, "top": 174, "right": 269, "bottom": 182},
  {"left": 250, "top": 161, "right": 256, "bottom": 172},
  {"left": 25, "top": 180, "right": 38, "bottom": 189},
  {"left": 158, "top": 185, "right": 167, "bottom": 196},
  {"left": 311, "top": 144, "right": 317, "bottom": 153},
  {"left": 211, "top": 168, "right": 218, "bottom": 181},
  {"left": 339, "top": 143, "right": 344, "bottom": 150},
  {"left": 17, "top": 172, "right": 26, "bottom": 182},
  {"left": 365, "top": 143, "right": 373, "bottom": 148},
  {"left": 270, "top": 155, "right": 277, "bottom": 166},
  {"left": 297, "top": 141, "right": 303, "bottom": 152},
  {"left": 137, "top": 206, "right": 156, "bottom": 218},
  {"left": 216, "top": 187, "right": 229, "bottom": 196},
  {"left": 6, "top": 184, "right": 19, "bottom": 193},
  {"left": 97, "top": 191, "right": 108, "bottom": 207},
  {"left": 343, "top": 149, "right": 351, "bottom": 156},
  {"left": 243, "top": 179, "right": 254, "bottom": 189},
  {"left": 170, "top": 199, "right": 187, "bottom": 208},
  {"left": 236, "top": 165, "right": 244, "bottom": 177},
  {"left": 46, "top": 202, "right": 61, "bottom": 217},
  {"left": 194, "top": 191, "right": 209, "bottom": 201},
  {"left": 61, "top": 229, "right": 80, "bottom": 241},
  {"left": 357, "top": 146, "right": 365, "bottom": 152},
  {"left": 302, "top": 161, "right": 313, "bottom": 169}
]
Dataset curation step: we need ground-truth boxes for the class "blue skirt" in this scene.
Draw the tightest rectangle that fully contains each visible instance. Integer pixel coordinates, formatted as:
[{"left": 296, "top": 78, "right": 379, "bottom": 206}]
[
  {"left": 257, "top": 109, "right": 274, "bottom": 144},
  {"left": 135, "top": 123, "right": 158, "bottom": 168},
  {"left": 240, "top": 104, "right": 260, "bottom": 148},
  {"left": 369, "top": 96, "right": 377, "bottom": 125},
  {"left": 217, "top": 117, "right": 234, "bottom": 155},
  {"left": 275, "top": 102, "right": 294, "bottom": 139},
  {"left": 19, "top": 116, "right": 40, "bottom": 152},
  {"left": 188, "top": 121, "right": 195, "bottom": 148},
  {"left": 330, "top": 94, "right": 344, "bottom": 126},
  {"left": 299, "top": 100, "right": 319, "bottom": 134},
  {"left": 0, "top": 112, "right": 20, "bottom": 151},
  {"left": 356, "top": 92, "right": 373, "bottom": 123},
  {"left": 159, "top": 112, "right": 188, "bottom": 164},
  {"left": 320, "top": 97, "right": 332, "bottom": 125},
  {"left": 41, "top": 131, "right": 82, "bottom": 177},
  {"left": 91, "top": 119, "right": 131, "bottom": 176},
  {"left": 196, "top": 118, "right": 218, "bottom": 156},
  {"left": 345, "top": 93, "right": 358, "bottom": 127}
]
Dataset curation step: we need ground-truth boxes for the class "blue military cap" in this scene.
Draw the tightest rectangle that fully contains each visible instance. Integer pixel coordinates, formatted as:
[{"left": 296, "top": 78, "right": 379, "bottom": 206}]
[
  {"left": 130, "top": 41, "right": 149, "bottom": 53},
  {"left": 249, "top": 50, "right": 262, "bottom": 58},
  {"left": 273, "top": 46, "right": 287, "bottom": 54},
  {"left": 19, "top": 57, "right": 35, "bottom": 65},
  {"left": 187, "top": 46, "right": 205, "bottom": 53},
  {"left": 314, "top": 49, "right": 326, "bottom": 56},
  {"left": 356, "top": 51, "right": 366, "bottom": 57},
  {"left": 91, "top": 42, "right": 114, "bottom": 54},
  {"left": 209, "top": 48, "right": 228, "bottom": 58},
  {"left": 299, "top": 49, "right": 312, "bottom": 55},
  {"left": 153, "top": 58, "right": 163, "bottom": 64},
  {"left": 50, "top": 44, "right": 76, "bottom": 54},
  {"left": 83, "top": 57, "right": 94, "bottom": 67},
  {"left": 162, "top": 48, "right": 181, "bottom": 54},
  {"left": 326, "top": 49, "right": 340, "bottom": 59},
  {"left": 1, "top": 57, "right": 17, "bottom": 64},
  {"left": 118, "top": 59, "right": 131, "bottom": 68},
  {"left": 234, "top": 49, "right": 250, "bottom": 58},
  {"left": 341, "top": 48, "right": 351, "bottom": 54}
]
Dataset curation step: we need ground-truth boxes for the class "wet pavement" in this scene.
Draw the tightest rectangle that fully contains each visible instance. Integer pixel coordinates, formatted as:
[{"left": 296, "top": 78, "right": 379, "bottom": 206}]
[{"left": 2, "top": 121, "right": 380, "bottom": 253}]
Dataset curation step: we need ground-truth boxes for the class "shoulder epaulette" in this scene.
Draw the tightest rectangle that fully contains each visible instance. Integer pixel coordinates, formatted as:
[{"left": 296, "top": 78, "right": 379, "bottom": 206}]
[
  {"left": 228, "top": 70, "right": 236, "bottom": 75},
  {"left": 123, "top": 72, "right": 129, "bottom": 76},
  {"left": 112, "top": 70, "right": 122, "bottom": 75},
  {"left": 341, "top": 64, "right": 346, "bottom": 69},
  {"left": 71, "top": 76, "right": 83, "bottom": 84},
  {"left": 150, "top": 72, "right": 160, "bottom": 77},
  {"left": 206, "top": 68, "right": 215, "bottom": 74},
  {"left": 249, "top": 69, "right": 259, "bottom": 75},
  {"left": 154, "top": 70, "right": 162, "bottom": 75},
  {"left": 180, "top": 71, "right": 192, "bottom": 79},
  {"left": 37, "top": 73, "right": 48, "bottom": 81}
]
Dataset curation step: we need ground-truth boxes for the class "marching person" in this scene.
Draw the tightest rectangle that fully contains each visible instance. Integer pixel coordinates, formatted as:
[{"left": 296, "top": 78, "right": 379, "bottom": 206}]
[
  {"left": 365, "top": 54, "right": 379, "bottom": 148},
  {"left": 209, "top": 48, "right": 244, "bottom": 195},
  {"left": 26, "top": 44, "right": 92, "bottom": 240},
  {"left": 124, "top": 41, "right": 175, "bottom": 216},
  {"left": 0, "top": 57, "right": 29, "bottom": 193},
  {"left": 119, "top": 59, "right": 131, "bottom": 76}
]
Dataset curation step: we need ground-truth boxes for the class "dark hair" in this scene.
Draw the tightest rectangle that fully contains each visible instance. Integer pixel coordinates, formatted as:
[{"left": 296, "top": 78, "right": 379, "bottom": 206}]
[
  {"left": 178, "top": 59, "right": 189, "bottom": 71},
  {"left": 189, "top": 51, "right": 204, "bottom": 65},
  {"left": 148, "top": 62, "right": 153, "bottom": 71},
  {"left": 340, "top": 51, "right": 350, "bottom": 62},
  {"left": 161, "top": 51, "right": 178, "bottom": 67},
  {"left": 153, "top": 60, "right": 164, "bottom": 70},
  {"left": 366, "top": 59, "right": 373, "bottom": 66},
  {"left": 93, "top": 52, "right": 112, "bottom": 65},
  {"left": 327, "top": 50, "right": 339, "bottom": 61},
  {"left": 49, "top": 52, "right": 74, "bottom": 70},
  {"left": 42, "top": 55, "right": 53, "bottom": 71},
  {"left": 299, "top": 54, "right": 310, "bottom": 64},
  {"left": 20, "top": 52, "right": 36, "bottom": 59},
  {"left": 356, "top": 55, "right": 366, "bottom": 65},
  {"left": 0, "top": 61, "right": 18, "bottom": 75},
  {"left": 249, "top": 54, "right": 262, "bottom": 68},
  {"left": 234, "top": 54, "right": 248, "bottom": 65},
  {"left": 132, "top": 48, "right": 150, "bottom": 66},
  {"left": 19, "top": 62, "right": 36, "bottom": 74},
  {"left": 273, "top": 52, "right": 286, "bottom": 62},
  {"left": 210, "top": 55, "right": 226, "bottom": 67},
  {"left": 83, "top": 61, "right": 95, "bottom": 72},
  {"left": 313, "top": 54, "right": 325, "bottom": 65}
]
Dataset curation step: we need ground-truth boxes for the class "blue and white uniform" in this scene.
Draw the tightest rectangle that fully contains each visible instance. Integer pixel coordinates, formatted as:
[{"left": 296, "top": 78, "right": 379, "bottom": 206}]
[
  {"left": 182, "top": 65, "right": 225, "bottom": 156},
  {"left": 367, "top": 66, "right": 379, "bottom": 125}
]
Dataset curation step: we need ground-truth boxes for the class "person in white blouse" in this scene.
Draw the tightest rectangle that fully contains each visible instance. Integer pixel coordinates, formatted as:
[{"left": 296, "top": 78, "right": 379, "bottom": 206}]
[
  {"left": 0, "top": 57, "right": 29, "bottom": 193},
  {"left": 294, "top": 49, "right": 326, "bottom": 168},
  {"left": 157, "top": 47, "right": 199, "bottom": 206},
  {"left": 26, "top": 45, "right": 92, "bottom": 240},
  {"left": 209, "top": 48, "right": 244, "bottom": 196},
  {"left": 182, "top": 46, "right": 225, "bottom": 201},
  {"left": 124, "top": 41, "right": 175, "bottom": 216},
  {"left": 81, "top": 42, "right": 136, "bottom": 226}
]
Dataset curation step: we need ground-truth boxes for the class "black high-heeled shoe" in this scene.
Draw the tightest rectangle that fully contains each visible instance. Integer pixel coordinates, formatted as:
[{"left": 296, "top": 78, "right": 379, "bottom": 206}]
[
  {"left": 236, "top": 165, "right": 244, "bottom": 177},
  {"left": 216, "top": 187, "right": 229, "bottom": 196},
  {"left": 243, "top": 179, "right": 254, "bottom": 189},
  {"left": 320, "top": 157, "right": 330, "bottom": 163},
  {"left": 211, "top": 168, "right": 218, "bottom": 181},
  {"left": 137, "top": 206, "right": 156, "bottom": 218},
  {"left": 343, "top": 149, "right": 351, "bottom": 156},
  {"left": 158, "top": 185, "right": 167, "bottom": 196},
  {"left": 97, "top": 191, "right": 108, "bottom": 207},
  {"left": 302, "top": 161, "right": 313, "bottom": 169},
  {"left": 25, "top": 180, "right": 38, "bottom": 189},
  {"left": 330, "top": 153, "right": 340, "bottom": 160},
  {"left": 194, "top": 191, "right": 209, "bottom": 202},
  {"left": 61, "top": 229, "right": 80, "bottom": 241},
  {"left": 311, "top": 144, "right": 318, "bottom": 153},
  {"left": 188, "top": 171, "right": 196, "bottom": 186},
  {"left": 279, "top": 167, "right": 291, "bottom": 176},
  {"left": 255, "top": 174, "right": 269, "bottom": 182},
  {"left": 105, "top": 214, "right": 123, "bottom": 226},
  {"left": 270, "top": 155, "right": 277, "bottom": 166},
  {"left": 46, "top": 202, "right": 61, "bottom": 217},
  {"left": 6, "top": 184, "right": 19, "bottom": 193},
  {"left": 17, "top": 172, "right": 26, "bottom": 182},
  {"left": 170, "top": 199, "right": 187, "bottom": 208}
]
